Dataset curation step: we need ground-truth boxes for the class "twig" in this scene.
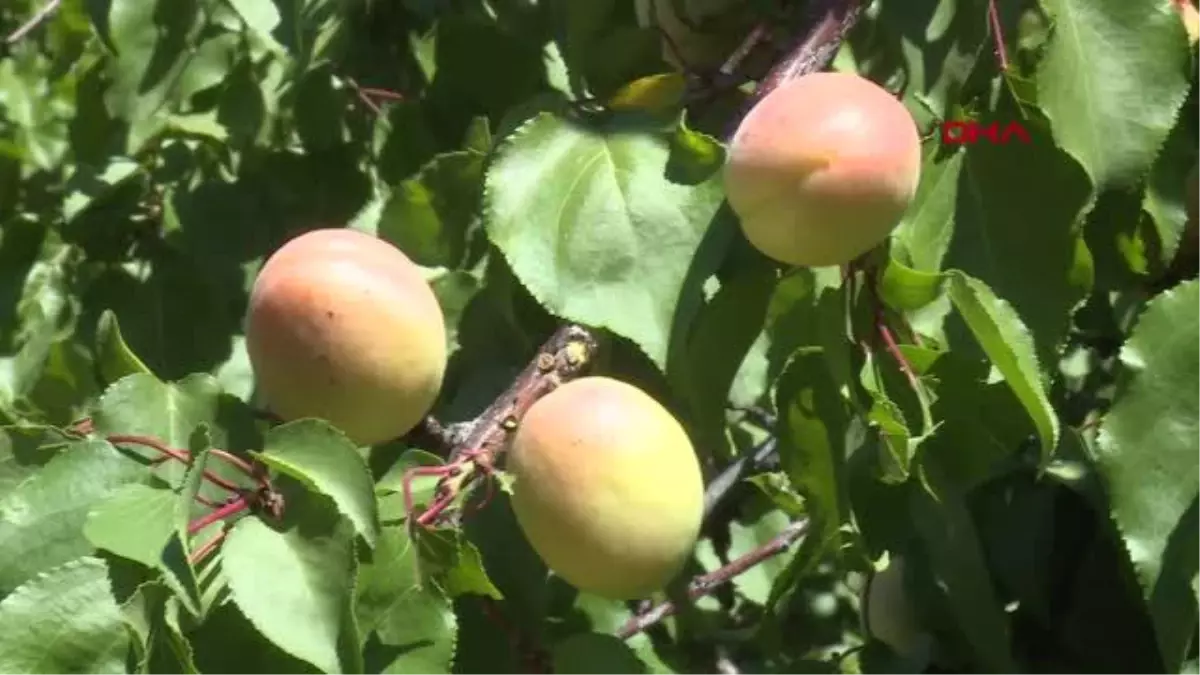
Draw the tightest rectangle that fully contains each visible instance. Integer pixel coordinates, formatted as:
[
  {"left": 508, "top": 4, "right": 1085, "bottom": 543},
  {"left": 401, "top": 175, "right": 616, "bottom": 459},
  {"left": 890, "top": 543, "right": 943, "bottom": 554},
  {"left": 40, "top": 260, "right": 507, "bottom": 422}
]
[
  {"left": 616, "top": 518, "right": 810, "bottom": 639},
  {"left": 401, "top": 415, "right": 462, "bottom": 456},
  {"left": 701, "top": 438, "right": 779, "bottom": 521},
  {"left": 411, "top": 324, "right": 599, "bottom": 526},
  {"left": 728, "top": 0, "right": 865, "bottom": 138},
  {"left": 5, "top": 0, "right": 60, "bottom": 44},
  {"left": 987, "top": 0, "right": 1010, "bottom": 72}
]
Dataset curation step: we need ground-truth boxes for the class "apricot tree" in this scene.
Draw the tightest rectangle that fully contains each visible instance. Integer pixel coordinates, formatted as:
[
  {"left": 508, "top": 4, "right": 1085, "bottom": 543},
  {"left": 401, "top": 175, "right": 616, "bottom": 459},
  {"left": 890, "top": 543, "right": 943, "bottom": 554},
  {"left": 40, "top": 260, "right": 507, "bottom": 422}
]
[{"left": 0, "top": 0, "right": 1196, "bottom": 674}]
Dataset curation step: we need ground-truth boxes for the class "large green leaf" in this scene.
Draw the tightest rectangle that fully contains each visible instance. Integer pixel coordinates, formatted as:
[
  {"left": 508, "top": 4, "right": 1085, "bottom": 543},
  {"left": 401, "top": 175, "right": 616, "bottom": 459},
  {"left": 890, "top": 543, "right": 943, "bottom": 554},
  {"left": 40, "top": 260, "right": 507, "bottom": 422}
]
[
  {"left": 1096, "top": 279, "right": 1200, "bottom": 670},
  {"left": 1037, "top": 0, "right": 1193, "bottom": 189},
  {"left": 0, "top": 556, "right": 129, "bottom": 673},
  {"left": 0, "top": 438, "right": 147, "bottom": 595},
  {"left": 255, "top": 419, "right": 380, "bottom": 548},
  {"left": 222, "top": 497, "right": 358, "bottom": 674},
  {"left": 483, "top": 110, "right": 726, "bottom": 369}
]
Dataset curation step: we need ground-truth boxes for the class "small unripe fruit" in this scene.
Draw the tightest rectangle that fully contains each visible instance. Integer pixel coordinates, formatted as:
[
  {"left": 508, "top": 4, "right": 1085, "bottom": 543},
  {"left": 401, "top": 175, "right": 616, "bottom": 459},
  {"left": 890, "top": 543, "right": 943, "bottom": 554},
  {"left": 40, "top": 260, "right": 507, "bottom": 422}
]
[
  {"left": 246, "top": 228, "right": 447, "bottom": 446},
  {"left": 863, "top": 557, "right": 926, "bottom": 658},
  {"left": 724, "top": 72, "right": 922, "bottom": 267},
  {"left": 506, "top": 376, "right": 704, "bottom": 600}
]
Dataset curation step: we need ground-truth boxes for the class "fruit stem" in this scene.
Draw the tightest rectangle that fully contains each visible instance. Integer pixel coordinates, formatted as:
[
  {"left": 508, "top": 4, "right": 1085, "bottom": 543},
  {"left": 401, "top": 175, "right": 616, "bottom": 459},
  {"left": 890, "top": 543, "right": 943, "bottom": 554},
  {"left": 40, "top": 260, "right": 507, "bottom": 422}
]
[
  {"left": 189, "top": 527, "right": 229, "bottom": 566},
  {"left": 188, "top": 494, "right": 251, "bottom": 535},
  {"left": 987, "top": 0, "right": 1010, "bottom": 72},
  {"left": 616, "top": 518, "right": 810, "bottom": 639},
  {"left": 106, "top": 434, "right": 247, "bottom": 493}
]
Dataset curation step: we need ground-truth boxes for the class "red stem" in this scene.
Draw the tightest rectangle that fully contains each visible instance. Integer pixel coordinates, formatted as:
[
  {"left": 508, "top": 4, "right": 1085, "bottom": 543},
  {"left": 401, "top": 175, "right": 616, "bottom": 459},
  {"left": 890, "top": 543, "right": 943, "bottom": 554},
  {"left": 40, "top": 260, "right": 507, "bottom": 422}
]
[
  {"left": 187, "top": 495, "right": 250, "bottom": 535},
  {"left": 107, "top": 434, "right": 246, "bottom": 493},
  {"left": 188, "top": 528, "right": 228, "bottom": 566},
  {"left": 987, "top": 0, "right": 1010, "bottom": 72}
]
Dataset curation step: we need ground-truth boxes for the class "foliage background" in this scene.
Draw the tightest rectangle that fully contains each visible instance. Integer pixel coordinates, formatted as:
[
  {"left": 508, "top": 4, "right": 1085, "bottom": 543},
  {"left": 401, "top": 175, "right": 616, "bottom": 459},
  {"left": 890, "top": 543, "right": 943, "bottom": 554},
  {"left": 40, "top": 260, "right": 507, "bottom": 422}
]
[{"left": 0, "top": 0, "right": 1197, "bottom": 673}]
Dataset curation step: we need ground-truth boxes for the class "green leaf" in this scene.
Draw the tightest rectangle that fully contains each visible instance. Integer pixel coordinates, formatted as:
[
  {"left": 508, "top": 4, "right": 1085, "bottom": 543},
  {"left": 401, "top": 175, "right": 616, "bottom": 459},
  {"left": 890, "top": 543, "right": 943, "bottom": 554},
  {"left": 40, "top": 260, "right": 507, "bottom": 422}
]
[
  {"left": 1096, "top": 279, "right": 1200, "bottom": 670},
  {"left": 0, "top": 424, "right": 67, "bottom": 494},
  {"left": 0, "top": 439, "right": 147, "bottom": 595},
  {"left": 254, "top": 419, "right": 380, "bottom": 548},
  {"left": 1037, "top": 0, "right": 1193, "bottom": 188},
  {"left": 94, "top": 309, "right": 152, "bottom": 386},
  {"left": 668, "top": 258, "right": 777, "bottom": 455},
  {"left": 357, "top": 525, "right": 458, "bottom": 673},
  {"left": 222, "top": 505, "right": 358, "bottom": 674},
  {"left": 553, "top": 632, "right": 647, "bottom": 674},
  {"left": 767, "top": 348, "right": 854, "bottom": 613},
  {"left": 414, "top": 527, "right": 503, "bottom": 600},
  {"left": 892, "top": 98, "right": 1095, "bottom": 364},
  {"left": 92, "top": 372, "right": 261, "bottom": 496},
  {"left": 61, "top": 156, "right": 142, "bottom": 223},
  {"left": 727, "top": 509, "right": 793, "bottom": 605},
  {"left": 945, "top": 271, "right": 1060, "bottom": 460},
  {"left": 227, "top": 0, "right": 282, "bottom": 34},
  {"left": 0, "top": 556, "right": 129, "bottom": 673},
  {"left": 377, "top": 150, "right": 485, "bottom": 268},
  {"left": 83, "top": 483, "right": 201, "bottom": 615},
  {"left": 483, "top": 111, "right": 726, "bottom": 369}
]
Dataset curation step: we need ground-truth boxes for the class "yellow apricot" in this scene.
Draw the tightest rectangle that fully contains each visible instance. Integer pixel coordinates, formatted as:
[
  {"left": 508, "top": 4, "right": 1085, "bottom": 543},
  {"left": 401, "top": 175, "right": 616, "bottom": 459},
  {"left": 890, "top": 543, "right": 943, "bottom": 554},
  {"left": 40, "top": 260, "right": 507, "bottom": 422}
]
[
  {"left": 245, "top": 228, "right": 447, "bottom": 446},
  {"left": 724, "top": 72, "right": 922, "bottom": 267},
  {"left": 506, "top": 376, "right": 705, "bottom": 600}
]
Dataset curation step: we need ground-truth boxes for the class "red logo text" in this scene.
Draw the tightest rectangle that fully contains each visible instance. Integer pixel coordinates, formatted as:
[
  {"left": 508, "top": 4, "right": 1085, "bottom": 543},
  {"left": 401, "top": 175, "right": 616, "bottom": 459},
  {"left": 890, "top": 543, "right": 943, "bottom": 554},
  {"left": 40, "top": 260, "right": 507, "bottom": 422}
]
[{"left": 940, "top": 120, "right": 1031, "bottom": 145}]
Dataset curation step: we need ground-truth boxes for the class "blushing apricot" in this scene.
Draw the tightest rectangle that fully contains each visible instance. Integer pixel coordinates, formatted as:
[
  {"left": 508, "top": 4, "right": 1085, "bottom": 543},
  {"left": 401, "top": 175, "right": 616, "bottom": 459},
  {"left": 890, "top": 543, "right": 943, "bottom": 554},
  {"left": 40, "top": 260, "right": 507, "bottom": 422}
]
[
  {"left": 506, "top": 376, "right": 704, "bottom": 600},
  {"left": 724, "top": 72, "right": 922, "bottom": 267},
  {"left": 246, "top": 228, "right": 447, "bottom": 446}
]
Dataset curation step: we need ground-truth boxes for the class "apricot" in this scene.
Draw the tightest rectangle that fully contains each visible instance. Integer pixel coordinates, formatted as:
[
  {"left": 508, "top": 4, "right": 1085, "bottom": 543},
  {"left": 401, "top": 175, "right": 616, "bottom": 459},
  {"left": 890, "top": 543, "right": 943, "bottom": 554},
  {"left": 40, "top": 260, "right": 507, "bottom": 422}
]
[
  {"left": 506, "top": 376, "right": 705, "bottom": 600},
  {"left": 245, "top": 228, "right": 447, "bottom": 446},
  {"left": 863, "top": 557, "right": 927, "bottom": 659},
  {"left": 724, "top": 72, "right": 922, "bottom": 267}
]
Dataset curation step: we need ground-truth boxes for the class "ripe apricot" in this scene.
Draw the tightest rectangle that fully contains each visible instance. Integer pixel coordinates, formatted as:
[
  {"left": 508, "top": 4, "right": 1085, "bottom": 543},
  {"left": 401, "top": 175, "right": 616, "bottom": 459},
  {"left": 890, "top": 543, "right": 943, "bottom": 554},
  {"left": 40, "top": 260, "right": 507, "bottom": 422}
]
[
  {"left": 245, "top": 228, "right": 447, "bottom": 446},
  {"left": 506, "top": 376, "right": 705, "bottom": 600},
  {"left": 724, "top": 72, "right": 922, "bottom": 267}
]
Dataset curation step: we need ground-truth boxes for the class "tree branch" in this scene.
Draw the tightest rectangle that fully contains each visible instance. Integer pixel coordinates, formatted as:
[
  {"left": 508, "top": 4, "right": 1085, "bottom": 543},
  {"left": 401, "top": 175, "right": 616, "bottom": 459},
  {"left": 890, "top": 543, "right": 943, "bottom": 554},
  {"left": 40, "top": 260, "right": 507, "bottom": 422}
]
[
  {"left": 5, "top": 0, "right": 60, "bottom": 44},
  {"left": 616, "top": 518, "right": 810, "bottom": 639},
  {"left": 702, "top": 437, "right": 779, "bottom": 522},
  {"left": 726, "top": 0, "right": 865, "bottom": 138},
  {"left": 411, "top": 324, "right": 600, "bottom": 526}
]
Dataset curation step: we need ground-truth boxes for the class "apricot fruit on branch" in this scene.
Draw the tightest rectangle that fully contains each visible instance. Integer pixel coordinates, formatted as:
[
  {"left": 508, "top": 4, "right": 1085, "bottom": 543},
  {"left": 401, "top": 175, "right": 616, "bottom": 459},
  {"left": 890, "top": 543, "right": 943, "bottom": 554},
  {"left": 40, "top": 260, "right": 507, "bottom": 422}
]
[
  {"left": 506, "top": 376, "right": 704, "bottom": 600},
  {"left": 724, "top": 72, "right": 922, "bottom": 267},
  {"left": 245, "top": 228, "right": 447, "bottom": 446},
  {"left": 863, "top": 557, "right": 928, "bottom": 660}
]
